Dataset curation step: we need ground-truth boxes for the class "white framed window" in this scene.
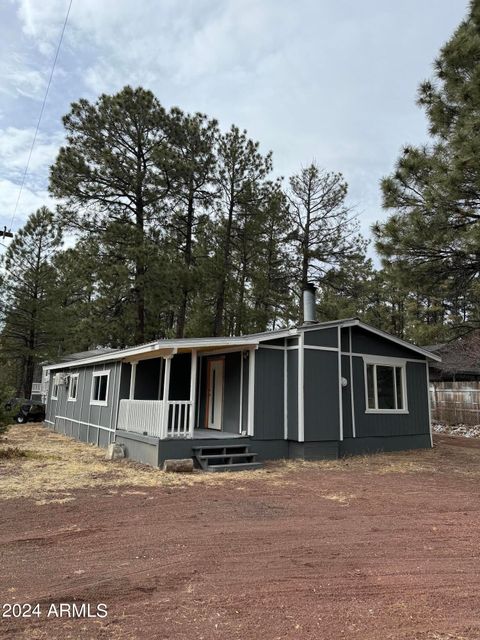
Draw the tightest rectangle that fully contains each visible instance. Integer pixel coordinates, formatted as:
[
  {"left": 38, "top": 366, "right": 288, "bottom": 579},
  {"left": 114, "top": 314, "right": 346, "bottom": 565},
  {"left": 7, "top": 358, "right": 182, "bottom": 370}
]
[
  {"left": 363, "top": 356, "right": 408, "bottom": 414},
  {"left": 68, "top": 374, "right": 79, "bottom": 401},
  {"left": 90, "top": 370, "right": 110, "bottom": 406},
  {"left": 51, "top": 378, "right": 59, "bottom": 400}
]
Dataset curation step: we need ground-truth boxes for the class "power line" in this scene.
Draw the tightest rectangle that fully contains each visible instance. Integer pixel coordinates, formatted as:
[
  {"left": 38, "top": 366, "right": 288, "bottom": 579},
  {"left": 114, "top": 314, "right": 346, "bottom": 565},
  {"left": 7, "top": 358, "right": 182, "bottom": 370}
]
[{"left": 9, "top": 0, "right": 73, "bottom": 231}]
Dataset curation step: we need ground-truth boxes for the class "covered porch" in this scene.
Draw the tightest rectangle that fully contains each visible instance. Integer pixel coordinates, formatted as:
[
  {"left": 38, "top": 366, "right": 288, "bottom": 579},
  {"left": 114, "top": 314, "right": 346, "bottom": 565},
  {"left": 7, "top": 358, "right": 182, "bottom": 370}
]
[{"left": 116, "top": 345, "right": 256, "bottom": 440}]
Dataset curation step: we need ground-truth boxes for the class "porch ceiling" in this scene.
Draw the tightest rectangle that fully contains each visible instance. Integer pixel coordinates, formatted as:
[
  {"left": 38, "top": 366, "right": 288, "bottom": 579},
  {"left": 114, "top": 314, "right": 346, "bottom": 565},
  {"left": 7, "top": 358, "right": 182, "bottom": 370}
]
[
  {"left": 122, "top": 348, "right": 176, "bottom": 363},
  {"left": 122, "top": 344, "right": 256, "bottom": 363}
]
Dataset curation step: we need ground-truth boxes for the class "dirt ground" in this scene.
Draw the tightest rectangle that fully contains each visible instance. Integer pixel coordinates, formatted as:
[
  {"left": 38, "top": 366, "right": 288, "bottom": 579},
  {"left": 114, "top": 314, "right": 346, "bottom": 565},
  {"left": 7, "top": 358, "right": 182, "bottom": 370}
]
[{"left": 1, "top": 425, "right": 480, "bottom": 639}]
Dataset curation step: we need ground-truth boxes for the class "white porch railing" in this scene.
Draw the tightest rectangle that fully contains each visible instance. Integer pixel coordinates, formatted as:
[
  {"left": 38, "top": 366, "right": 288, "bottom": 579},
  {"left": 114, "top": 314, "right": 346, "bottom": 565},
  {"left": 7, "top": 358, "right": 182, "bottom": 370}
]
[{"left": 117, "top": 399, "right": 193, "bottom": 439}]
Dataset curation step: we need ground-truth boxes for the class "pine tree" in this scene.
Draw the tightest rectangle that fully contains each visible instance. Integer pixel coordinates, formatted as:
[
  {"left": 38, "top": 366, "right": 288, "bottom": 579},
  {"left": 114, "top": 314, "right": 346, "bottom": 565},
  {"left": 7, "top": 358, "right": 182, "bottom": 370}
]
[
  {"left": 49, "top": 86, "right": 170, "bottom": 343},
  {"left": 287, "top": 162, "right": 366, "bottom": 322},
  {"left": 163, "top": 109, "right": 219, "bottom": 337},
  {"left": 212, "top": 126, "right": 272, "bottom": 335},
  {"left": 0, "top": 208, "right": 62, "bottom": 397},
  {"left": 376, "top": 1, "right": 480, "bottom": 332}
]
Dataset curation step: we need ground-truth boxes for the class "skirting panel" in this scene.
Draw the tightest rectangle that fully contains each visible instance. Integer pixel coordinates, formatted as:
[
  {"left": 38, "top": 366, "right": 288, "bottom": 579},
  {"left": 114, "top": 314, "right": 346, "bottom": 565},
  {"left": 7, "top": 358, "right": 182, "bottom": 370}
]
[
  {"left": 340, "top": 434, "right": 431, "bottom": 456},
  {"left": 288, "top": 441, "right": 339, "bottom": 460}
]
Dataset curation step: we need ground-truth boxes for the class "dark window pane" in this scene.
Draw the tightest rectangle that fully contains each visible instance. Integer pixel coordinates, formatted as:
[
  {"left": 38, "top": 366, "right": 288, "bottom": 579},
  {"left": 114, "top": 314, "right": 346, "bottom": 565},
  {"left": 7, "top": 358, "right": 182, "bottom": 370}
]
[
  {"left": 395, "top": 367, "right": 403, "bottom": 409},
  {"left": 376, "top": 366, "right": 395, "bottom": 409},
  {"left": 367, "top": 364, "right": 375, "bottom": 409},
  {"left": 99, "top": 375, "right": 108, "bottom": 401},
  {"left": 93, "top": 376, "right": 99, "bottom": 399}
]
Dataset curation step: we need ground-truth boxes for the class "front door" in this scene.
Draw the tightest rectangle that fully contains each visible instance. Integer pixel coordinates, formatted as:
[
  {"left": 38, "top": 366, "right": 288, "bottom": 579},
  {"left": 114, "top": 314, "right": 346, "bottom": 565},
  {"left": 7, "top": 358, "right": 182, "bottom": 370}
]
[{"left": 206, "top": 359, "right": 224, "bottom": 430}]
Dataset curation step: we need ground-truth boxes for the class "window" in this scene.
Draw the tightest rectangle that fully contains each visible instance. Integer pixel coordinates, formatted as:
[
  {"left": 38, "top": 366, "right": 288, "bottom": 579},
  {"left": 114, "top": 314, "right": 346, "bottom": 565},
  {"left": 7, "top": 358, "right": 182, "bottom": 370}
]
[
  {"left": 68, "top": 374, "right": 79, "bottom": 401},
  {"left": 365, "top": 360, "right": 407, "bottom": 413},
  {"left": 51, "top": 378, "right": 59, "bottom": 400},
  {"left": 91, "top": 371, "right": 110, "bottom": 406}
]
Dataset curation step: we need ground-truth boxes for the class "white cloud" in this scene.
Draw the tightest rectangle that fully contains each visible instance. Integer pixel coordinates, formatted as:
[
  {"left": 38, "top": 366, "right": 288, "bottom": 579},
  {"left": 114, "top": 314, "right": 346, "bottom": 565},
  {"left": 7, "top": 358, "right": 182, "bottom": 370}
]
[
  {"left": 3, "top": 0, "right": 470, "bottom": 244},
  {"left": 0, "top": 126, "right": 64, "bottom": 182},
  {"left": 0, "top": 53, "right": 47, "bottom": 101},
  {"left": 0, "top": 177, "right": 54, "bottom": 231}
]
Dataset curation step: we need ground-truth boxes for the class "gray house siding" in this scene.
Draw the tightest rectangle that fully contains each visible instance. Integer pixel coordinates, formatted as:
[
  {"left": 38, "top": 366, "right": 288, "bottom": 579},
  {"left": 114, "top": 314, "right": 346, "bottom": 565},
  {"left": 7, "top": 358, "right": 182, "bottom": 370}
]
[
  {"left": 351, "top": 326, "right": 427, "bottom": 361},
  {"left": 287, "top": 350, "right": 298, "bottom": 440},
  {"left": 341, "top": 354, "right": 353, "bottom": 438},
  {"left": 350, "top": 358, "right": 430, "bottom": 438},
  {"left": 304, "top": 327, "right": 338, "bottom": 348},
  {"left": 223, "top": 352, "right": 241, "bottom": 435},
  {"left": 253, "top": 347, "right": 284, "bottom": 440},
  {"left": 45, "top": 361, "right": 122, "bottom": 447},
  {"left": 303, "top": 349, "right": 340, "bottom": 441}
]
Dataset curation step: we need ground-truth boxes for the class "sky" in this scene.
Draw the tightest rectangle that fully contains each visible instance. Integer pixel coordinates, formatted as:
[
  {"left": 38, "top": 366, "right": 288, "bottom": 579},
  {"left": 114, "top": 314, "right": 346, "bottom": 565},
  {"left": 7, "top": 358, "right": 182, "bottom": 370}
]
[{"left": 0, "top": 0, "right": 469, "bottom": 254}]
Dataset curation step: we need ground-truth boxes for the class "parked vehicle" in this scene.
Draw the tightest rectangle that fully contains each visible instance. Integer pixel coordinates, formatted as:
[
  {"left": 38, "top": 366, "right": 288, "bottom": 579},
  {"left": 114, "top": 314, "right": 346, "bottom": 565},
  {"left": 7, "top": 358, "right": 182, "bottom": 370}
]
[{"left": 13, "top": 401, "right": 46, "bottom": 424}]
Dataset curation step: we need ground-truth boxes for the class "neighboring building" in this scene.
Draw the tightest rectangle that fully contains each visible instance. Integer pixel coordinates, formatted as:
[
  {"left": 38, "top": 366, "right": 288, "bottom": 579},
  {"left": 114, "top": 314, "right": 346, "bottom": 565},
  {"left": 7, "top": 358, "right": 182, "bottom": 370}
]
[
  {"left": 427, "top": 337, "right": 480, "bottom": 425},
  {"left": 427, "top": 340, "right": 480, "bottom": 382},
  {"left": 43, "top": 312, "right": 440, "bottom": 469}
]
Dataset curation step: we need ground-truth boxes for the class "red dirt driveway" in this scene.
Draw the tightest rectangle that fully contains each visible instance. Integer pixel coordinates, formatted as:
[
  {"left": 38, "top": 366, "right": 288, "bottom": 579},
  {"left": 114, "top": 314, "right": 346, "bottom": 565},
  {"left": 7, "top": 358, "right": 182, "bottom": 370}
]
[{"left": 1, "top": 428, "right": 480, "bottom": 639}]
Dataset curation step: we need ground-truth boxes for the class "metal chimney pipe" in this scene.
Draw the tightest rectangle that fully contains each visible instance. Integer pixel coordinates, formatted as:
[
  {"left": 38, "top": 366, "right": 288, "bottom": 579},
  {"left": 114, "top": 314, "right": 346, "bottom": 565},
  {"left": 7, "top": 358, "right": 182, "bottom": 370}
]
[{"left": 302, "top": 282, "right": 317, "bottom": 324}]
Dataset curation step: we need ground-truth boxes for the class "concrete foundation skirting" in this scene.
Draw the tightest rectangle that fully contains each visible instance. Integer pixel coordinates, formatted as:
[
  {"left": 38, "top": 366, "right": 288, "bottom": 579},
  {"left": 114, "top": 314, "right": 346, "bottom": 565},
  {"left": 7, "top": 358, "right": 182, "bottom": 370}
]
[
  {"left": 340, "top": 433, "right": 432, "bottom": 456},
  {"left": 44, "top": 424, "right": 433, "bottom": 467},
  {"left": 114, "top": 431, "right": 160, "bottom": 467},
  {"left": 288, "top": 440, "right": 339, "bottom": 460}
]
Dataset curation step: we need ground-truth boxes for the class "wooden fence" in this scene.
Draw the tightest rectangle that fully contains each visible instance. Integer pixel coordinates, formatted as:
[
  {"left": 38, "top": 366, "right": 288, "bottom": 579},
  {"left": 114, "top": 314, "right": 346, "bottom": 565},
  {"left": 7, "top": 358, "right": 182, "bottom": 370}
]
[{"left": 430, "top": 381, "right": 480, "bottom": 425}]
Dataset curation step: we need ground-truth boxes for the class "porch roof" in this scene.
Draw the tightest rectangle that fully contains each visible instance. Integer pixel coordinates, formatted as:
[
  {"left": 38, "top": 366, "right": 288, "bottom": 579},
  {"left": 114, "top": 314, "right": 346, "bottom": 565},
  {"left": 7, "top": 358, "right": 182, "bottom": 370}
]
[{"left": 43, "top": 316, "right": 441, "bottom": 372}]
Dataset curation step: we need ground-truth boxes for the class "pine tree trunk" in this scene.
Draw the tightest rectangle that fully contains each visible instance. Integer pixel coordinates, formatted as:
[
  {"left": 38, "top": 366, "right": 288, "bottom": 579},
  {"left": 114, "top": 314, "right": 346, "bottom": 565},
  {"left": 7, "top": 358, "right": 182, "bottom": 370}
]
[
  {"left": 134, "top": 197, "right": 146, "bottom": 344},
  {"left": 176, "top": 188, "right": 195, "bottom": 338},
  {"left": 214, "top": 196, "right": 235, "bottom": 336}
]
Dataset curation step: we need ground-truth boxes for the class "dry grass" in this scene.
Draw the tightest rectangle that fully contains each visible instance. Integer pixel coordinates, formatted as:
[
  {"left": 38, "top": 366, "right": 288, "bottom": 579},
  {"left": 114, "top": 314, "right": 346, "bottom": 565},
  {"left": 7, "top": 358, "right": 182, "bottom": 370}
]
[
  {"left": 320, "top": 492, "right": 356, "bottom": 505},
  {"left": 1, "top": 424, "right": 479, "bottom": 503}
]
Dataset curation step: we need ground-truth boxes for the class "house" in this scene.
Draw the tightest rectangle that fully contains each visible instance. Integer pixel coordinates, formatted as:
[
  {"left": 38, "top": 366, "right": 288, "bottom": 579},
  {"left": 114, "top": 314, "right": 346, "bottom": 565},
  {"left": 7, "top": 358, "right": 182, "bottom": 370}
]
[{"left": 43, "top": 296, "right": 441, "bottom": 469}]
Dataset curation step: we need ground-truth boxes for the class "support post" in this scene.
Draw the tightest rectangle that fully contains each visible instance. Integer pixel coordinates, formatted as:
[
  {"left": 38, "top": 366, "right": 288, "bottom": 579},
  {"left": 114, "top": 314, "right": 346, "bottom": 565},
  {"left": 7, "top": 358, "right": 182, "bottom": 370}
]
[
  {"left": 239, "top": 351, "right": 244, "bottom": 434},
  {"left": 247, "top": 347, "right": 256, "bottom": 437},
  {"left": 426, "top": 361, "right": 433, "bottom": 448},
  {"left": 129, "top": 361, "right": 137, "bottom": 400},
  {"left": 189, "top": 349, "right": 197, "bottom": 438},
  {"left": 161, "top": 356, "right": 172, "bottom": 439},
  {"left": 337, "top": 325, "right": 343, "bottom": 441},
  {"left": 298, "top": 332, "right": 304, "bottom": 442}
]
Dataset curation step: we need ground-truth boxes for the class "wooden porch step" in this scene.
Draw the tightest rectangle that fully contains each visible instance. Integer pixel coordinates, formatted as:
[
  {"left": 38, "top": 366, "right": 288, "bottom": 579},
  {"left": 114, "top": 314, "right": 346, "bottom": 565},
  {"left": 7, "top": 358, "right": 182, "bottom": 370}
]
[
  {"left": 192, "top": 444, "right": 250, "bottom": 452},
  {"left": 205, "top": 462, "right": 263, "bottom": 472},
  {"left": 197, "top": 452, "right": 258, "bottom": 461},
  {"left": 192, "top": 444, "right": 262, "bottom": 472}
]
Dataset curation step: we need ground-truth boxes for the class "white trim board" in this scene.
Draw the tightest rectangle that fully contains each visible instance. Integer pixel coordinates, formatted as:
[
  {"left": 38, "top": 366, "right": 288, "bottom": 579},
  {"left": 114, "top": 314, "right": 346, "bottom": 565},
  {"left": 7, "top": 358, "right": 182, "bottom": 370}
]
[
  {"left": 426, "top": 361, "right": 433, "bottom": 447},
  {"left": 343, "top": 352, "right": 427, "bottom": 364},
  {"left": 337, "top": 326, "right": 343, "bottom": 441},
  {"left": 298, "top": 332, "right": 305, "bottom": 442},
  {"left": 283, "top": 338, "right": 288, "bottom": 440},
  {"left": 90, "top": 369, "right": 111, "bottom": 406},
  {"left": 349, "top": 327, "right": 356, "bottom": 438},
  {"left": 67, "top": 373, "right": 79, "bottom": 401},
  {"left": 340, "top": 319, "right": 441, "bottom": 362},
  {"left": 304, "top": 344, "right": 338, "bottom": 353},
  {"left": 247, "top": 348, "right": 256, "bottom": 437},
  {"left": 54, "top": 415, "right": 116, "bottom": 433},
  {"left": 363, "top": 358, "right": 409, "bottom": 415}
]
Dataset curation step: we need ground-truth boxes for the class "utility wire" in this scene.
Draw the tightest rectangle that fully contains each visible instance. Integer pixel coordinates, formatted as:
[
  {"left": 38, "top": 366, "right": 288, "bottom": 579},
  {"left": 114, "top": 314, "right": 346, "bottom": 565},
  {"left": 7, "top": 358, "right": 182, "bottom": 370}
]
[{"left": 9, "top": 0, "right": 73, "bottom": 231}]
